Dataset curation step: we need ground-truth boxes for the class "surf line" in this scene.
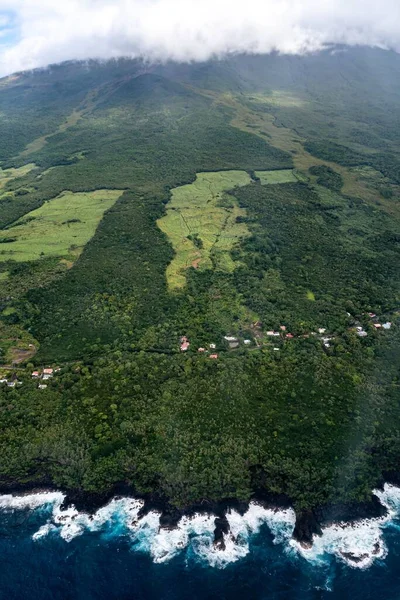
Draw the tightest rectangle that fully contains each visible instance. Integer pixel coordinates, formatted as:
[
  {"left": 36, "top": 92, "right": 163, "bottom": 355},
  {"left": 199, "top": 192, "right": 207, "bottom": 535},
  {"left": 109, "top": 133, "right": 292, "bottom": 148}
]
[{"left": 0, "top": 484, "right": 399, "bottom": 569}]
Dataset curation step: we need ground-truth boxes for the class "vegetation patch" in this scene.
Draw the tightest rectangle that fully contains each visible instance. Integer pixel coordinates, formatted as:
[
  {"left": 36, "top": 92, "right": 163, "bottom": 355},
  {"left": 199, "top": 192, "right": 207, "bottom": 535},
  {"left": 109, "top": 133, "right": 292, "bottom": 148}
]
[
  {"left": 255, "top": 169, "right": 299, "bottom": 185},
  {"left": 157, "top": 171, "right": 252, "bottom": 289},
  {"left": 0, "top": 189, "right": 123, "bottom": 262},
  {"left": 0, "top": 322, "right": 38, "bottom": 365},
  {"left": 0, "top": 163, "right": 36, "bottom": 189},
  {"left": 309, "top": 165, "right": 343, "bottom": 192}
]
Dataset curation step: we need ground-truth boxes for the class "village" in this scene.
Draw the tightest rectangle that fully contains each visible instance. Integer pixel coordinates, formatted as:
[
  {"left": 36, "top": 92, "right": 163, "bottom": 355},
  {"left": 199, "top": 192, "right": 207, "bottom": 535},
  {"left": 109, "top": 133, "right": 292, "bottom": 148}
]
[
  {"left": 179, "top": 311, "right": 394, "bottom": 358},
  {"left": 0, "top": 366, "right": 61, "bottom": 389}
]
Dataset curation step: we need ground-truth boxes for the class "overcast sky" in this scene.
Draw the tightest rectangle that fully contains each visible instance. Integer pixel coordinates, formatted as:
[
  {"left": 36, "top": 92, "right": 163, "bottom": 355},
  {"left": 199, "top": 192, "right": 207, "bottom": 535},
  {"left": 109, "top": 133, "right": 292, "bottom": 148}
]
[{"left": 0, "top": 0, "right": 399, "bottom": 77}]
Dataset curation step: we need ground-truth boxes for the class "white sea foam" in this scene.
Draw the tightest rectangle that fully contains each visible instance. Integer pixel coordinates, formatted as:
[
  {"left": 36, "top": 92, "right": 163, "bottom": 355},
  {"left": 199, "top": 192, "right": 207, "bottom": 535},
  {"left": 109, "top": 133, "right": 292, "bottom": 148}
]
[
  {"left": 0, "top": 491, "right": 65, "bottom": 511},
  {"left": 193, "top": 503, "right": 296, "bottom": 569},
  {"left": 2, "top": 484, "right": 400, "bottom": 569},
  {"left": 291, "top": 483, "right": 400, "bottom": 569}
]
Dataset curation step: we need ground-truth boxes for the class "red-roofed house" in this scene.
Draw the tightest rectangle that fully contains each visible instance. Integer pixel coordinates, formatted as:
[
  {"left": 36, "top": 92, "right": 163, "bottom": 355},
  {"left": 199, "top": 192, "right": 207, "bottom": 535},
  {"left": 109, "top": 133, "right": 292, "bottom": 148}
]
[{"left": 209, "top": 354, "right": 218, "bottom": 359}]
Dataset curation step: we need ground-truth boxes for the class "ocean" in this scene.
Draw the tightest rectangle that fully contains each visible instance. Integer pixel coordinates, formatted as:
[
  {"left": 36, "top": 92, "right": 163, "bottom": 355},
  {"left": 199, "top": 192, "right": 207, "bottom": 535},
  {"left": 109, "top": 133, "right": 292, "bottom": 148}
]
[{"left": 1, "top": 485, "right": 400, "bottom": 600}]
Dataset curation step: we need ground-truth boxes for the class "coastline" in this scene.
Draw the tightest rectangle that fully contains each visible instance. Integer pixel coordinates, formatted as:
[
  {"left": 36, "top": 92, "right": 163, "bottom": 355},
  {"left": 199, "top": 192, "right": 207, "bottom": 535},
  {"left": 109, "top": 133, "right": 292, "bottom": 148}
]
[{"left": 0, "top": 477, "right": 394, "bottom": 552}]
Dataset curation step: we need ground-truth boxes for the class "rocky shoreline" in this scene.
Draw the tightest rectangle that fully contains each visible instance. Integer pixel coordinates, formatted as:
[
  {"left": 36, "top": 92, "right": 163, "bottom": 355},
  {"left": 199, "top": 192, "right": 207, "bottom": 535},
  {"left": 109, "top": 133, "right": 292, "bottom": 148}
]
[{"left": 0, "top": 477, "right": 395, "bottom": 550}]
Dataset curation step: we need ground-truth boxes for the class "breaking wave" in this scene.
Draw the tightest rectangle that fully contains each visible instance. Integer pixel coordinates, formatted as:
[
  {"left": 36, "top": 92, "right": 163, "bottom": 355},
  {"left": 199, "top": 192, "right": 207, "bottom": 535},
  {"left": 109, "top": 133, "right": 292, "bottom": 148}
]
[{"left": 1, "top": 484, "right": 400, "bottom": 570}]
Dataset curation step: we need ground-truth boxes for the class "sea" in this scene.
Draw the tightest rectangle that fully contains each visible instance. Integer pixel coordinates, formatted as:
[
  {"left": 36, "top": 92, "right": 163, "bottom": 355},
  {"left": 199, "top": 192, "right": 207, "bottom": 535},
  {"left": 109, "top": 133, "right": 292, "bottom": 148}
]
[{"left": 1, "top": 485, "right": 400, "bottom": 600}]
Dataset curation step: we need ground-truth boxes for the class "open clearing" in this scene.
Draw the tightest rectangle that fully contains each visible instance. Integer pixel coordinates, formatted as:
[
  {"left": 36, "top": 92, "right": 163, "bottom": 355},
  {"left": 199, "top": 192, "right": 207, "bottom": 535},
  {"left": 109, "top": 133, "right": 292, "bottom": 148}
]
[
  {"left": 0, "top": 163, "right": 36, "bottom": 190},
  {"left": 157, "top": 171, "right": 252, "bottom": 289},
  {"left": 0, "top": 189, "right": 123, "bottom": 262},
  {"left": 255, "top": 169, "right": 298, "bottom": 185}
]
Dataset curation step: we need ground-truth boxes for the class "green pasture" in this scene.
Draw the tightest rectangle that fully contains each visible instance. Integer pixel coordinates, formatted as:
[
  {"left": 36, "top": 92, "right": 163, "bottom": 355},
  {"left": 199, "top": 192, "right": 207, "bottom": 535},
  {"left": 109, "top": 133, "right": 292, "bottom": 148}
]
[
  {"left": 255, "top": 169, "right": 298, "bottom": 185},
  {"left": 0, "top": 189, "right": 123, "bottom": 262},
  {"left": 0, "top": 163, "right": 36, "bottom": 189},
  {"left": 157, "top": 170, "right": 252, "bottom": 289}
]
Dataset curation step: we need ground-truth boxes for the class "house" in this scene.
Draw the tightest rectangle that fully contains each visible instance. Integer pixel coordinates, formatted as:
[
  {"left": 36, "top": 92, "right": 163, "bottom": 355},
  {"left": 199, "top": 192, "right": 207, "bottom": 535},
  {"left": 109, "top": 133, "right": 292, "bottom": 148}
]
[
  {"left": 318, "top": 328, "right": 326, "bottom": 334},
  {"left": 38, "top": 384, "right": 47, "bottom": 390},
  {"left": 273, "top": 347, "right": 280, "bottom": 351},
  {"left": 43, "top": 368, "right": 54, "bottom": 376},
  {"left": 198, "top": 347, "right": 206, "bottom": 353},
  {"left": 368, "top": 312, "right": 377, "bottom": 318},
  {"left": 382, "top": 322, "right": 392, "bottom": 330},
  {"left": 0, "top": 379, "right": 7, "bottom": 384},
  {"left": 209, "top": 343, "right": 216, "bottom": 349},
  {"left": 7, "top": 381, "right": 16, "bottom": 388},
  {"left": 357, "top": 330, "right": 368, "bottom": 337},
  {"left": 180, "top": 336, "right": 190, "bottom": 352},
  {"left": 32, "top": 371, "right": 40, "bottom": 378},
  {"left": 224, "top": 336, "right": 238, "bottom": 342},
  {"left": 280, "top": 325, "right": 286, "bottom": 331},
  {"left": 374, "top": 323, "right": 382, "bottom": 329},
  {"left": 209, "top": 353, "right": 218, "bottom": 359},
  {"left": 286, "top": 333, "right": 294, "bottom": 339},
  {"left": 356, "top": 326, "right": 363, "bottom": 332},
  {"left": 243, "top": 339, "right": 251, "bottom": 345},
  {"left": 266, "top": 331, "right": 279, "bottom": 337},
  {"left": 229, "top": 341, "right": 239, "bottom": 349},
  {"left": 42, "top": 373, "right": 52, "bottom": 381}
]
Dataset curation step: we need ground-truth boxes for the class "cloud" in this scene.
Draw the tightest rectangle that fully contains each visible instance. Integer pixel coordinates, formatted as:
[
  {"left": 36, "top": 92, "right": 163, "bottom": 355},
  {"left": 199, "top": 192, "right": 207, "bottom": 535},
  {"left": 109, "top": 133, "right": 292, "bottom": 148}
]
[{"left": 0, "top": 0, "right": 400, "bottom": 77}]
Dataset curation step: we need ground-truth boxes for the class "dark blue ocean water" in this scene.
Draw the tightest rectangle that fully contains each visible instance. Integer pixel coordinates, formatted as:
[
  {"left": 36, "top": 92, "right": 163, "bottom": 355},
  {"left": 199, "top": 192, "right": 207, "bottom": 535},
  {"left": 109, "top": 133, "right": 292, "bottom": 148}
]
[{"left": 1, "top": 492, "right": 400, "bottom": 600}]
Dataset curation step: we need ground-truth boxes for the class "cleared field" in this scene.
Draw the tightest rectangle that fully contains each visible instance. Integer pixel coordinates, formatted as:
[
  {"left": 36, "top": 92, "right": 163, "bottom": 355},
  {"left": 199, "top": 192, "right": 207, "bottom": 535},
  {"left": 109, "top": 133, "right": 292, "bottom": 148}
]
[
  {"left": 0, "top": 189, "right": 123, "bottom": 262},
  {"left": 157, "top": 171, "right": 252, "bottom": 289},
  {"left": 255, "top": 169, "right": 298, "bottom": 185},
  {"left": 0, "top": 163, "right": 36, "bottom": 189}
]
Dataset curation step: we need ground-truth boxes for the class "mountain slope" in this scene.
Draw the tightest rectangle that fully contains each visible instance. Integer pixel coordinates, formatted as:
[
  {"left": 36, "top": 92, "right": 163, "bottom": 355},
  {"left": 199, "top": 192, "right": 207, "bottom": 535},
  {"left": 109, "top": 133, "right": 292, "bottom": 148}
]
[{"left": 0, "top": 48, "right": 399, "bottom": 521}]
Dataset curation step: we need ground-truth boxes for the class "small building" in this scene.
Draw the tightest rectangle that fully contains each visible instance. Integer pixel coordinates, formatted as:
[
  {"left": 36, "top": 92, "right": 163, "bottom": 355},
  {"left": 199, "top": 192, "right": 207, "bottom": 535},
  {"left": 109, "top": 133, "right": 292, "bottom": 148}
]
[
  {"left": 224, "top": 336, "right": 238, "bottom": 342},
  {"left": 357, "top": 330, "right": 368, "bottom": 337},
  {"left": 229, "top": 341, "right": 239, "bottom": 349},
  {"left": 43, "top": 368, "right": 54, "bottom": 376},
  {"left": 7, "top": 381, "right": 16, "bottom": 388},
  {"left": 286, "top": 333, "right": 294, "bottom": 339},
  {"left": 0, "top": 379, "right": 7, "bottom": 384},
  {"left": 374, "top": 323, "right": 382, "bottom": 329},
  {"left": 38, "top": 384, "right": 47, "bottom": 390},
  {"left": 32, "top": 371, "right": 40, "bottom": 378},
  {"left": 382, "top": 322, "right": 392, "bottom": 330},
  {"left": 198, "top": 347, "right": 206, "bottom": 353},
  {"left": 280, "top": 325, "right": 286, "bottom": 331},
  {"left": 42, "top": 373, "right": 52, "bottom": 381},
  {"left": 243, "top": 339, "right": 251, "bottom": 345},
  {"left": 209, "top": 354, "right": 218, "bottom": 359},
  {"left": 180, "top": 336, "right": 190, "bottom": 352},
  {"left": 318, "top": 328, "right": 326, "bottom": 334},
  {"left": 368, "top": 312, "right": 377, "bottom": 318},
  {"left": 209, "top": 343, "right": 216, "bottom": 349},
  {"left": 266, "top": 331, "right": 279, "bottom": 337}
]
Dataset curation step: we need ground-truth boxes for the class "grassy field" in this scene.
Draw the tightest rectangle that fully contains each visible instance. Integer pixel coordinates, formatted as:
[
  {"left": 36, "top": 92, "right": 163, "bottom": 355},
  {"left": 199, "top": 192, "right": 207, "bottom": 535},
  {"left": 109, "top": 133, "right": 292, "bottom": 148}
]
[
  {"left": 0, "top": 189, "right": 123, "bottom": 262},
  {"left": 196, "top": 89, "right": 400, "bottom": 209},
  {"left": 157, "top": 171, "right": 252, "bottom": 289},
  {"left": 0, "top": 163, "right": 36, "bottom": 189},
  {"left": 0, "top": 322, "right": 38, "bottom": 365},
  {"left": 255, "top": 169, "right": 298, "bottom": 185}
]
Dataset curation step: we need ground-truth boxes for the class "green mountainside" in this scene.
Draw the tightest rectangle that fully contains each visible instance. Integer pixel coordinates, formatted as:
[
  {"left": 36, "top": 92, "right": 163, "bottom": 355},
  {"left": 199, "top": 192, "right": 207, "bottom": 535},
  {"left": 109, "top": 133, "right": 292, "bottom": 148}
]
[{"left": 0, "top": 48, "right": 399, "bottom": 513}]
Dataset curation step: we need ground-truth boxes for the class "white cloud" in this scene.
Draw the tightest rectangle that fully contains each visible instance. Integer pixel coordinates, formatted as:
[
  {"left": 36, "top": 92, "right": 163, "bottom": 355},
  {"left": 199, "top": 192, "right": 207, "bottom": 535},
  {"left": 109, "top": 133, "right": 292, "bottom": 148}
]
[{"left": 0, "top": 0, "right": 400, "bottom": 76}]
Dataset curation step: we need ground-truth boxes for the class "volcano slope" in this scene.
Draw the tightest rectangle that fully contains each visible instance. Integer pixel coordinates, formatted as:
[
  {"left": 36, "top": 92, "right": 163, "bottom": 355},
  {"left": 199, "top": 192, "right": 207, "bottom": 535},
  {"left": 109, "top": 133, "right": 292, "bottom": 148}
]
[{"left": 0, "top": 50, "right": 399, "bottom": 529}]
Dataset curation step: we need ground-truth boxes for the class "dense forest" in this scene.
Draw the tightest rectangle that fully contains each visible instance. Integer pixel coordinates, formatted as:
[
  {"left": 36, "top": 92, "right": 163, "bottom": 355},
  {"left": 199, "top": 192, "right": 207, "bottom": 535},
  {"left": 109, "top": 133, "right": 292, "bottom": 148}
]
[{"left": 0, "top": 48, "right": 399, "bottom": 516}]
